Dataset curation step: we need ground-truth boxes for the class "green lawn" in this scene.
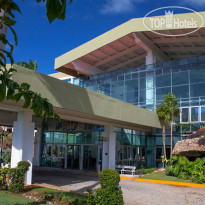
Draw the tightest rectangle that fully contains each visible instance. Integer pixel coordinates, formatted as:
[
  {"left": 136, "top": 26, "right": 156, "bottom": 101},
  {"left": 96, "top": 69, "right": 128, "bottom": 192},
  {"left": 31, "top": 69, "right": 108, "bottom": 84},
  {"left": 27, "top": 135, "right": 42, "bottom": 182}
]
[
  {"left": 140, "top": 172, "right": 192, "bottom": 183},
  {"left": 0, "top": 186, "right": 86, "bottom": 205},
  {"left": 28, "top": 186, "right": 87, "bottom": 201},
  {"left": 0, "top": 192, "right": 36, "bottom": 205}
]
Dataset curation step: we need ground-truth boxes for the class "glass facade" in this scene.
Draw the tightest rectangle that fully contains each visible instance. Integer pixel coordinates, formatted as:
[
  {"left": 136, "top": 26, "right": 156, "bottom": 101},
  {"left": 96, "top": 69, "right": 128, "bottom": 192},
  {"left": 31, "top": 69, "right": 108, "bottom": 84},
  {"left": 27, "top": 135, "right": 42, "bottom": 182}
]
[
  {"left": 115, "top": 128, "right": 155, "bottom": 168},
  {"left": 80, "top": 55, "right": 205, "bottom": 138},
  {"left": 41, "top": 119, "right": 104, "bottom": 170},
  {"left": 45, "top": 55, "right": 205, "bottom": 169}
]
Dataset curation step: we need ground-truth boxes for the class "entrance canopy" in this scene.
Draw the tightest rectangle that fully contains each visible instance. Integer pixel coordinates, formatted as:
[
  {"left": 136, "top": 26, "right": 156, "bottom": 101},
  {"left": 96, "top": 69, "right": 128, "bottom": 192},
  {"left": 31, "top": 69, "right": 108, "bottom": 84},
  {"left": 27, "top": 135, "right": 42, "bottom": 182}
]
[
  {"left": 0, "top": 65, "right": 161, "bottom": 131},
  {"left": 54, "top": 11, "right": 205, "bottom": 77}
]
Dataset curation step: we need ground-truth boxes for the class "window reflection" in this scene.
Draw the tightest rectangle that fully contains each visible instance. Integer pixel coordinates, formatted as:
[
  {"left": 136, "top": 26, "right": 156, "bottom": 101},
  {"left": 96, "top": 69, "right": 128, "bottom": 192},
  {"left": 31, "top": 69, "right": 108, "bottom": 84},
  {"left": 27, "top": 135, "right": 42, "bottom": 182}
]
[
  {"left": 191, "top": 107, "right": 199, "bottom": 122},
  {"left": 201, "top": 107, "right": 205, "bottom": 121},
  {"left": 182, "top": 108, "right": 189, "bottom": 122}
]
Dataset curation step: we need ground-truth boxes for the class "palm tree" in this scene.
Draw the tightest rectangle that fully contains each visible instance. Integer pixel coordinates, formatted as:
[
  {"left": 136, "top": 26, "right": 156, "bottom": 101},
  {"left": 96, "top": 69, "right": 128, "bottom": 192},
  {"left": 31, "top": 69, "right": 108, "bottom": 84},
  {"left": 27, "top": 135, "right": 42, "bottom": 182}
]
[
  {"left": 17, "top": 59, "right": 38, "bottom": 71},
  {"left": 163, "top": 93, "right": 180, "bottom": 157},
  {"left": 156, "top": 102, "right": 170, "bottom": 160}
]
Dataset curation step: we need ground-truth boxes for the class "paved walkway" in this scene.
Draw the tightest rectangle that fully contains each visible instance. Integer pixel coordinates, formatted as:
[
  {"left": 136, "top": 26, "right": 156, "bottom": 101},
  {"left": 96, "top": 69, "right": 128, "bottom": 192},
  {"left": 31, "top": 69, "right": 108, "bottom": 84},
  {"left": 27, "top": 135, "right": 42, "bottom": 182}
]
[{"left": 33, "top": 167, "right": 205, "bottom": 205}]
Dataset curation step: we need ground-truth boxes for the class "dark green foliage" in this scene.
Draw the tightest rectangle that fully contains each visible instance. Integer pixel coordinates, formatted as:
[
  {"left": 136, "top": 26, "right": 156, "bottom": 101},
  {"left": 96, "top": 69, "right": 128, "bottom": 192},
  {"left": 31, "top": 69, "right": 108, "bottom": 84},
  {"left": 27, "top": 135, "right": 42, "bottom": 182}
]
[
  {"left": 8, "top": 168, "right": 24, "bottom": 193},
  {"left": 17, "top": 161, "right": 31, "bottom": 173},
  {"left": 94, "top": 187, "right": 124, "bottom": 205},
  {"left": 0, "top": 152, "right": 11, "bottom": 166},
  {"left": 86, "top": 188, "right": 95, "bottom": 205},
  {"left": 165, "top": 156, "right": 205, "bottom": 183},
  {"left": 0, "top": 160, "right": 31, "bottom": 193},
  {"left": 136, "top": 168, "right": 155, "bottom": 175},
  {"left": 17, "top": 59, "right": 38, "bottom": 71},
  {"left": 99, "top": 168, "right": 120, "bottom": 189},
  {"left": 0, "top": 168, "right": 10, "bottom": 190},
  {"left": 37, "top": 192, "right": 86, "bottom": 204},
  {"left": 86, "top": 169, "right": 124, "bottom": 205}
]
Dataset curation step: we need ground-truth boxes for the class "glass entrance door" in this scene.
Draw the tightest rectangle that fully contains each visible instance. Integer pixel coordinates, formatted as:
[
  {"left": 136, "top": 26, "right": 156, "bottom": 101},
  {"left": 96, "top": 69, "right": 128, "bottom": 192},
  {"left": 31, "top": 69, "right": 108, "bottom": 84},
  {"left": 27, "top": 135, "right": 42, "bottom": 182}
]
[
  {"left": 83, "top": 145, "right": 98, "bottom": 171},
  {"left": 67, "top": 145, "right": 80, "bottom": 169}
]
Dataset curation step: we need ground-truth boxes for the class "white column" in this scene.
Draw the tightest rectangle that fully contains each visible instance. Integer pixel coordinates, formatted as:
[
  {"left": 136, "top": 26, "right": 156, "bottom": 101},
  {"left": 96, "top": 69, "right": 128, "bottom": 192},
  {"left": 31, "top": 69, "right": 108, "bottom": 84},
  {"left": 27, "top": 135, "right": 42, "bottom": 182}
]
[
  {"left": 146, "top": 52, "right": 156, "bottom": 108},
  {"left": 102, "top": 125, "right": 116, "bottom": 170},
  {"left": 33, "top": 127, "right": 42, "bottom": 166},
  {"left": 11, "top": 110, "right": 35, "bottom": 185},
  {"left": 146, "top": 52, "right": 156, "bottom": 65}
]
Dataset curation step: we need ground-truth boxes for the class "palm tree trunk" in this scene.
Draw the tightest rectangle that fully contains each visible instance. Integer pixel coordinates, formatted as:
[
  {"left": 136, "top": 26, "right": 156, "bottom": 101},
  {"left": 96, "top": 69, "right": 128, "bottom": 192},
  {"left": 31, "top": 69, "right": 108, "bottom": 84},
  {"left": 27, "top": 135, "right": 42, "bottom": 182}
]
[
  {"left": 163, "top": 125, "right": 166, "bottom": 160},
  {"left": 170, "top": 110, "right": 173, "bottom": 157}
]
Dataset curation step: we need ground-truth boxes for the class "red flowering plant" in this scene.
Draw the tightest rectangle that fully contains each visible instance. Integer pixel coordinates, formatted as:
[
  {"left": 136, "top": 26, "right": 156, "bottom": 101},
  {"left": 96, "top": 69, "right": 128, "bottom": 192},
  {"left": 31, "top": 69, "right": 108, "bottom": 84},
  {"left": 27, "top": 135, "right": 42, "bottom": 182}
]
[
  {"left": 7, "top": 161, "right": 31, "bottom": 193},
  {"left": 0, "top": 168, "right": 10, "bottom": 190},
  {"left": 186, "top": 127, "right": 205, "bottom": 139},
  {"left": 17, "top": 161, "right": 31, "bottom": 173},
  {"left": 8, "top": 168, "right": 24, "bottom": 193}
]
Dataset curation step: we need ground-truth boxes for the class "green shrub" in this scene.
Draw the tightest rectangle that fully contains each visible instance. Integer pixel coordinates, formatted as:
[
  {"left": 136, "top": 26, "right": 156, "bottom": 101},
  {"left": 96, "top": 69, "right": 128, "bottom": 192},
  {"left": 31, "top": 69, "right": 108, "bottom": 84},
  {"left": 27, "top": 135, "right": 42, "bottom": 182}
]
[
  {"left": 165, "top": 166, "right": 173, "bottom": 176},
  {"left": 8, "top": 168, "right": 25, "bottom": 193},
  {"left": 99, "top": 168, "right": 120, "bottom": 189},
  {"left": 86, "top": 169, "right": 124, "bottom": 205},
  {"left": 136, "top": 168, "right": 155, "bottom": 175},
  {"left": 165, "top": 156, "right": 205, "bottom": 184},
  {"left": 1, "top": 152, "right": 11, "bottom": 166},
  {"left": 0, "top": 168, "right": 10, "bottom": 190},
  {"left": 94, "top": 187, "right": 123, "bottom": 205},
  {"left": 7, "top": 161, "right": 31, "bottom": 193},
  {"left": 17, "top": 161, "right": 31, "bottom": 173}
]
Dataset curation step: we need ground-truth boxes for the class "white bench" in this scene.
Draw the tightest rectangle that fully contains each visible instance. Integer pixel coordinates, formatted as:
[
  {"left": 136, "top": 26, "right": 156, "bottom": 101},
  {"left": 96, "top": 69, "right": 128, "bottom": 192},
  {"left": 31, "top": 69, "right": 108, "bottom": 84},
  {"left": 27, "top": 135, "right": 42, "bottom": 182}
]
[{"left": 116, "top": 165, "right": 136, "bottom": 175}]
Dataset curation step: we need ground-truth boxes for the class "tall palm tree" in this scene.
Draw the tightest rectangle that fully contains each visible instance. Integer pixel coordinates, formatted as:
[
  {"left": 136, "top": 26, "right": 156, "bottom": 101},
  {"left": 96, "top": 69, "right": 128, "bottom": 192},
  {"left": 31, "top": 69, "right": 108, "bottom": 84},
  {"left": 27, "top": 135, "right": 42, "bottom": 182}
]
[
  {"left": 163, "top": 93, "right": 180, "bottom": 157},
  {"left": 17, "top": 59, "right": 38, "bottom": 71},
  {"left": 156, "top": 102, "right": 170, "bottom": 160}
]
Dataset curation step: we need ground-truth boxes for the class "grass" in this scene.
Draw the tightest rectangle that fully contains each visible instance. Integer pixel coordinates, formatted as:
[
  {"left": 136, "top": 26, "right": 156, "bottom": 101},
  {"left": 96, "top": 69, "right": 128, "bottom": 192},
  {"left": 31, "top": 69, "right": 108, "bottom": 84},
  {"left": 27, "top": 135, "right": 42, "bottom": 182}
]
[
  {"left": 28, "top": 186, "right": 87, "bottom": 201},
  {"left": 140, "top": 171, "right": 192, "bottom": 183},
  {"left": 0, "top": 186, "right": 86, "bottom": 205},
  {"left": 0, "top": 191, "right": 36, "bottom": 205}
]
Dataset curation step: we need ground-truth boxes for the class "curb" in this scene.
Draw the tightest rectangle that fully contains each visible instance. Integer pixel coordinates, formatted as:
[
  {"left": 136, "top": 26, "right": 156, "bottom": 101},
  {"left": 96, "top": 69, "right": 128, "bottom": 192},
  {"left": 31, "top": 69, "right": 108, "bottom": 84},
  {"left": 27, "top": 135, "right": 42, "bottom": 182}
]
[{"left": 120, "top": 176, "right": 205, "bottom": 188}]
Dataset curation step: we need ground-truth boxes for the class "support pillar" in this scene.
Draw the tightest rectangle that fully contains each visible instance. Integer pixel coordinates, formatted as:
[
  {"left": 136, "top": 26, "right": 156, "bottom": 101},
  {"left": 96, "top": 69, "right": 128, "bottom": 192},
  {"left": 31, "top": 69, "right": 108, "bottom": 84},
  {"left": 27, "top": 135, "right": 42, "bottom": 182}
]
[
  {"left": 33, "top": 127, "right": 42, "bottom": 166},
  {"left": 146, "top": 52, "right": 156, "bottom": 109},
  {"left": 146, "top": 52, "right": 156, "bottom": 65},
  {"left": 11, "top": 110, "right": 35, "bottom": 185},
  {"left": 102, "top": 125, "right": 116, "bottom": 170}
]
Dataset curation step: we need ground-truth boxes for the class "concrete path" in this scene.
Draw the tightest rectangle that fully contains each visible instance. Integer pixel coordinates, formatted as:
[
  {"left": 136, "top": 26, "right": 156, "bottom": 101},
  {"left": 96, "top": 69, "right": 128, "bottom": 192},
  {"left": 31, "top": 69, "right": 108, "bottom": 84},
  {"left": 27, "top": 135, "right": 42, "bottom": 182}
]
[{"left": 33, "top": 167, "right": 205, "bottom": 205}]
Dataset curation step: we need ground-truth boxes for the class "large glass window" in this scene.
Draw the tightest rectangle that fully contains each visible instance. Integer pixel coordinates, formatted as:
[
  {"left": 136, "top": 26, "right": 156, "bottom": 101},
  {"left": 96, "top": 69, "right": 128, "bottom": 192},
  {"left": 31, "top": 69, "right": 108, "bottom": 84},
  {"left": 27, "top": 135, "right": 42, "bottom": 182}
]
[
  {"left": 181, "top": 108, "right": 189, "bottom": 122},
  {"left": 156, "top": 74, "right": 171, "bottom": 88},
  {"left": 98, "top": 84, "right": 110, "bottom": 96},
  {"left": 172, "top": 85, "right": 189, "bottom": 98},
  {"left": 43, "top": 132, "right": 53, "bottom": 143},
  {"left": 125, "top": 79, "right": 138, "bottom": 91},
  {"left": 73, "top": 78, "right": 79, "bottom": 86},
  {"left": 190, "top": 69, "right": 205, "bottom": 84},
  {"left": 190, "top": 83, "right": 205, "bottom": 97},
  {"left": 65, "top": 78, "right": 71, "bottom": 83},
  {"left": 191, "top": 107, "right": 199, "bottom": 122},
  {"left": 156, "top": 87, "right": 171, "bottom": 101},
  {"left": 111, "top": 81, "right": 124, "bottom": 94},
  {"left": 201, "top": 107, "right": 205, "bottom": 121},
  {"left": 172, "top": 71, "right": 188, "bottom": 85},
  {"left": 124, "top": 91, "right": 138, "bottom": 103},
  {"left": 54, "top": 132, "right": 67, "bottom": 143}
]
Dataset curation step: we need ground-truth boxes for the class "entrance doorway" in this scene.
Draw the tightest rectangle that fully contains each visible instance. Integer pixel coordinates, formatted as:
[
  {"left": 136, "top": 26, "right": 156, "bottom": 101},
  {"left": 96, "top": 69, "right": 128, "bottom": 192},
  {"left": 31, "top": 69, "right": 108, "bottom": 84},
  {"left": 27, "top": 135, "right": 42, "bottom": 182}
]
[
  {"left": 67, "top": 145, "right": 80, "bottom": 169},
  {"left": 83, "top": 145, "right": 101, "bottom": 171}
]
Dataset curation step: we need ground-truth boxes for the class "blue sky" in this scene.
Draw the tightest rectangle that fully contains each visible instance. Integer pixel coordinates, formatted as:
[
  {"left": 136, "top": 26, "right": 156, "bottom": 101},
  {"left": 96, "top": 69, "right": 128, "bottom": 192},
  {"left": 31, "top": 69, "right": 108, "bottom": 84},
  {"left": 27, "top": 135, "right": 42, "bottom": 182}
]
[{"left": 9, "top": 0, "right": 205, "bottom": 75}]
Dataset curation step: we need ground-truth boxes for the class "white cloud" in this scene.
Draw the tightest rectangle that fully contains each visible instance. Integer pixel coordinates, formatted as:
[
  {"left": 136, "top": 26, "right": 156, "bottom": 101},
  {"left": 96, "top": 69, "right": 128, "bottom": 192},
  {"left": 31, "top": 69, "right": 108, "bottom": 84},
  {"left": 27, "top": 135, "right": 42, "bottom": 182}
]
[
  {"left": 182, "top": 0, "right": 205, "bottom": 6},
  {"left": 100, "top": 0, "right": 142, "bottom": 14}
]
